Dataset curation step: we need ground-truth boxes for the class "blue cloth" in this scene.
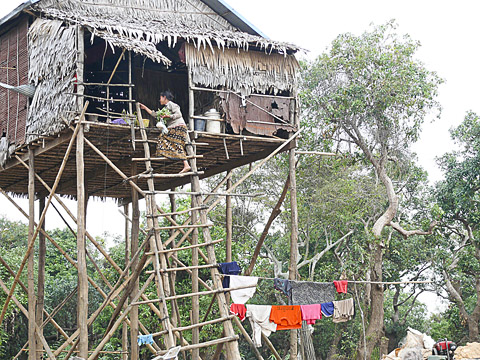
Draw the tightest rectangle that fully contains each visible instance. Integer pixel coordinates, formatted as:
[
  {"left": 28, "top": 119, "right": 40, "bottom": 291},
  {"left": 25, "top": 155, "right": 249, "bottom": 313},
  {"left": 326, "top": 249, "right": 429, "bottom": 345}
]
[
  {"left": 137, "top": 334, "right": 154, "bottom": 346},
  {"left": 274, "top": 278, "right": 292, "bottom": 298},
  {"left": 321, "top": 302, "right": 334, "bottom": 317},
  {"left": 218, "top": 261, "right": 241, "bottom": 288}
]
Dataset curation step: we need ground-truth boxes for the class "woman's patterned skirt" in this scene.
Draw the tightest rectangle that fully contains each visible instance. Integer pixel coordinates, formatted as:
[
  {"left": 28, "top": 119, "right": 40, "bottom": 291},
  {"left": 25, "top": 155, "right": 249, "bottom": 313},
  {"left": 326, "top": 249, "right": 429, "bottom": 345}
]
[{"left": 156, "top": 125, "right": 188, "bottom": 160}]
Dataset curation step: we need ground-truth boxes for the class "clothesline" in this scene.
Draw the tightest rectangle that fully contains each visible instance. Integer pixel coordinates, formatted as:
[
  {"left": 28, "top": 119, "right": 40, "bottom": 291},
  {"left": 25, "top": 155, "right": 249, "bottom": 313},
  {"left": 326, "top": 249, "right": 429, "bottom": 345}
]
[{"left": 215, "top": 273, "right": 432, "bottom": 285}]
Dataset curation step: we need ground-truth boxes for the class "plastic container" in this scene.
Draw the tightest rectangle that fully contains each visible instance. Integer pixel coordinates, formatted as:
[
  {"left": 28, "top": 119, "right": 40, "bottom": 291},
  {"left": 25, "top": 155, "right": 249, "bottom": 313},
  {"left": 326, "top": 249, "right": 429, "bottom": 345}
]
[
  {"left": 204, "top": 109, "right": 221, "bottom": 133},
  {"left": 194, "top": 118, "right": 206, "bottom": 131}
]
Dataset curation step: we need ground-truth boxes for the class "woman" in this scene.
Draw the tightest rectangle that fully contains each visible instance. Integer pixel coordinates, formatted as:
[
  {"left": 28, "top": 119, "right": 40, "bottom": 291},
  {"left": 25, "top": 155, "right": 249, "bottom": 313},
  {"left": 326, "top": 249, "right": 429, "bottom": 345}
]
[{"left": 139, "top": 91, "right": 191, "bottom": 173}]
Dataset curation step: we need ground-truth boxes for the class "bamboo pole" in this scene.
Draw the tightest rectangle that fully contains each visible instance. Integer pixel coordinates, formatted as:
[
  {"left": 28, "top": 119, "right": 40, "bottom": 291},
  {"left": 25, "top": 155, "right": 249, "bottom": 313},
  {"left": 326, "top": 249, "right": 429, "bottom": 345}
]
[
  {"left": 130, "top": 164, "right": 139, "bottom": 360},
  {"left": 288, "top": 146, "right": 299, "bottom": 360},
  {"left": 245, "top": 174, "right": 290, "bottom": 276},
  {"left": 36, "top": 197, "right": 46, "bottom": 360},
  {"left": 88, "top": 274, "right": 155, "bottom": 360},
  {"left": 27, "top": 149, "right": 36, "bottom": 360},
  {"left": 122, "top": 204, "right": 130, "bottom": 360},
  {"left": 185, "top": 135, "right": 241, "bottom": 360},
  {"left": 226, "top": 173, "right": 232, "bottom": 263},
  {"left": 0, "top": 102, "right": 88, "bottom": 327},
  {"left": 0, "top": 186, "right": 157, "bottom": 357},
  {"left": 0, "top": 278, "right": 56, "bottom": 360},
  {"left": 76, "top": 123, "right": 88, "bottom": 359},
  {"left": 135, "top": 103, "right": 175, "bottom": 347}
]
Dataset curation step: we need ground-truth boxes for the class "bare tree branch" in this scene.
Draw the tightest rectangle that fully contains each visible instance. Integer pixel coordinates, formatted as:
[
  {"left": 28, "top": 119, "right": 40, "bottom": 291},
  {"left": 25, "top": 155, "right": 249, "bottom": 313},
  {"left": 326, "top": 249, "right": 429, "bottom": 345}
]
[{"left": 389, "top": 220, "right": 437, "bottom": 239}]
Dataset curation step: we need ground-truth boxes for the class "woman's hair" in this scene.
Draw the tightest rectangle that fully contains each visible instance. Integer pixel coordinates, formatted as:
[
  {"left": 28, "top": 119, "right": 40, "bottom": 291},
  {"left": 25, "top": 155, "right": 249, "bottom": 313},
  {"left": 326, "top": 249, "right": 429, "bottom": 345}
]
[{"left": 160, "top": 90, "right": 174, "bottom": 101}]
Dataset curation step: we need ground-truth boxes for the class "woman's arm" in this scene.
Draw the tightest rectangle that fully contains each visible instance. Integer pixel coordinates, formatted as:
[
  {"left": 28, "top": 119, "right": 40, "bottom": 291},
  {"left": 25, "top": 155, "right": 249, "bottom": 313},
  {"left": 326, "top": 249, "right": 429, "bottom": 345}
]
[{"left": 138, "top": 103, "right": 155, "bottom": 117}]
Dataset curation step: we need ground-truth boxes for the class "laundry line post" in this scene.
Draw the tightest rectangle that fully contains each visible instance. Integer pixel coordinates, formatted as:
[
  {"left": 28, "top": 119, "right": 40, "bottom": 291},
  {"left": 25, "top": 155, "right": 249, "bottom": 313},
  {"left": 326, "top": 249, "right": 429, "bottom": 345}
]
[{"left": 288, "top": 144, "right": 299, "bottom": 360}]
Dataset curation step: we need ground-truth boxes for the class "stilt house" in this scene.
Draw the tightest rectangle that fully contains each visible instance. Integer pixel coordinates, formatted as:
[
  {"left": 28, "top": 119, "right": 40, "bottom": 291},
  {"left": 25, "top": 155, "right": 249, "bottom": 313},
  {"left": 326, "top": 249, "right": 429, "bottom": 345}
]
[{"left": 0, "top": 0, "right": 301, "bottom": 359}]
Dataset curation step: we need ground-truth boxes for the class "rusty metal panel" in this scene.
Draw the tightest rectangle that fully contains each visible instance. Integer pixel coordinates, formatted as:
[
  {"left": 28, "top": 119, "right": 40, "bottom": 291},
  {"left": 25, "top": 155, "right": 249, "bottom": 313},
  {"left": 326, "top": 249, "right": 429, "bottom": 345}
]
[{"left": 220, "top": 93, "right": 295, "bottom": 136}]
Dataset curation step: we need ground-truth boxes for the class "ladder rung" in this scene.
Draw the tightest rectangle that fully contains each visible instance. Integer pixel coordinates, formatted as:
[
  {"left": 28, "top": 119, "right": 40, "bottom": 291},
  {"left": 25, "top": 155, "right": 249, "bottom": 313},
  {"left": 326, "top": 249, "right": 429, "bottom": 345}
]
[
  {"left": 131, "top": 283, "right": 258, "bottom": 305},
  {"left": 145, "top": 239, "right": 224, "bottom": 254},
  {"left": 151, "top": 315, "right": 235, "bottom": 336},
  {"left": 145, "top": 263, "right": 217, "bottom": 273},
  {"left": 138, "top": 171, "right": 204, "bottom": 178},
  {"left": 176, "top": 336, "right": 239, "bottom": 352},
  {"left": 132, "top": 155, "right": 203, "bottom": 161},
  {"left": 147, "top": 224, "right": 212, "bottom": 231},
  {"left": 146, "top": 206, "right": 208, "bottom": 217},
  {"left": 133, "top": 139, "right": 157, "bottom": 143}
]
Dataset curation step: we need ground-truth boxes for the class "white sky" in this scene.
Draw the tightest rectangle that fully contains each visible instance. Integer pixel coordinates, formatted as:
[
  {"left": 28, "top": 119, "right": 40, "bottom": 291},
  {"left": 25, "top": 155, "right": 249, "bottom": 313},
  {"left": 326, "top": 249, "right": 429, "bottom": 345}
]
[{"left": 0, "top": 0, "right": 478, "bottom": 311}]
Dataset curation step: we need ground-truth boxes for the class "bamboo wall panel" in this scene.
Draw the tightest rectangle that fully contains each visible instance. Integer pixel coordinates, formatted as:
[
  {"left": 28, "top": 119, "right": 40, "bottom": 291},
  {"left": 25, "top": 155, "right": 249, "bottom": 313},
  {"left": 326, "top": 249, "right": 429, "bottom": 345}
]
[{"left": 0, "top": 16, "right": 29, "bottom": 146}]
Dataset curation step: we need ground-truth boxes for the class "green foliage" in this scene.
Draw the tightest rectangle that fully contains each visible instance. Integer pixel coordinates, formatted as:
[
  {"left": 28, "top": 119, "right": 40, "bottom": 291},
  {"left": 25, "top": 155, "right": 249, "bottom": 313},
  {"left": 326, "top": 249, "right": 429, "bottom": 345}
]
[{"left": 300, "top": 20, "right": 443, "bottom": 163}]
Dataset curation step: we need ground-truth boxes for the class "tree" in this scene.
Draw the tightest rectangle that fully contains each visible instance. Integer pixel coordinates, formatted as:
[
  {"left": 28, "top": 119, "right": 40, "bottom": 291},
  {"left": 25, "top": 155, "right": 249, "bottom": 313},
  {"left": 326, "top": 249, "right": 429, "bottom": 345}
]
[
  {"left": 434, "top": 111, "right": 480, "bottom": 342},
  {"left": 300, "top": 20, "right": 442, "bottom": 359}
]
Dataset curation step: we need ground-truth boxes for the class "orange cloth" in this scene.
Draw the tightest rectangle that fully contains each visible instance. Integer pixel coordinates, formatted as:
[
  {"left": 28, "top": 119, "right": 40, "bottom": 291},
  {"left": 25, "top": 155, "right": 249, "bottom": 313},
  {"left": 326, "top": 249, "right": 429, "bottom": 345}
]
[{"left": 269, "top": 305, "right": 302, "bottom": 330}]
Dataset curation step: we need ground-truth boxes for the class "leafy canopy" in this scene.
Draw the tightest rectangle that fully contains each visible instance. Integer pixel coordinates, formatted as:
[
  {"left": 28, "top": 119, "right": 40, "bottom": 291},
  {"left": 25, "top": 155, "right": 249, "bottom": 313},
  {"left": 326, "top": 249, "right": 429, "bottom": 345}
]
[{"left": 301, "top": 20, "right": 443, "bottom": 162}]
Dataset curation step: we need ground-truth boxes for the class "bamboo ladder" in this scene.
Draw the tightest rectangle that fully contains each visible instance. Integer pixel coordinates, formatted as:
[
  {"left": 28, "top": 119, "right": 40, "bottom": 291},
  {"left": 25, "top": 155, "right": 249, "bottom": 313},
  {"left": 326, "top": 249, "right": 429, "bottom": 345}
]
[{"left": 131, "top": 105, "right": 241, "bottom": 359}]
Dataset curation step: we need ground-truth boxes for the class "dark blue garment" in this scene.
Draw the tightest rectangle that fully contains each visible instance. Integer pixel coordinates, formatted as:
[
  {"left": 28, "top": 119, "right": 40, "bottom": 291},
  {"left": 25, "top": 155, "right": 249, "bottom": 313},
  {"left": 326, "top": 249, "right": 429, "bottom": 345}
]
[
  {"left": 218, "top": 261, "right": 241, "bottom": 288},
  {"left": 274, "top": 278, "right": 292, "bottom": 298},
  {"left": 321, "top": 302, "right": 334, "bottom": 317}
]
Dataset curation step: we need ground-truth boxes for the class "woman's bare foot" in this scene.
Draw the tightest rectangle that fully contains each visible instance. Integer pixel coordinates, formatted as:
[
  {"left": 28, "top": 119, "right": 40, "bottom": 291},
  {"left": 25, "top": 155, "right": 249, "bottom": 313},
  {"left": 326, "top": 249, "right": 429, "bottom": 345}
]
[{"left": 179, "top": 166, "right": 191, "bottom": 174}]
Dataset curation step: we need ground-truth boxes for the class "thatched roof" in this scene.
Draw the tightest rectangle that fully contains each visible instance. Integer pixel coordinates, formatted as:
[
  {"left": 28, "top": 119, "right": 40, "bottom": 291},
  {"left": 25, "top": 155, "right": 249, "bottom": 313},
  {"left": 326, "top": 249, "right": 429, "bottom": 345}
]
[
  {"left": 186, "top": 43, "right": 298, "bottom": 95},
  {"left": 33, "top": 0, "right": 301, "bottom": 58}
]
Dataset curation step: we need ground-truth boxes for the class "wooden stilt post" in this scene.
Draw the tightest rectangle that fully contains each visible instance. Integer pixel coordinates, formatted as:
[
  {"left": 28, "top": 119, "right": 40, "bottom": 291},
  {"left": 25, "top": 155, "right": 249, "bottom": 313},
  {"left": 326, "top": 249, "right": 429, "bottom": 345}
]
[
  {"left": 77, "top": 123, "right": 88, "bottom": 359},
  {"left": 191, "top": 179, "right": 200, "bottom": 360},
  {"left": 288, "top": 144, "right": 299, "bottom": 360},
  {"left": 36, "top": 197, "right": 46, "bottom": 360},
  {"left": 27, "top": 148, "right": 36, "bottom": 360},
  {"left": 226, "top": 172, "right": 232, "bottom": 263},
  {"left": 122, "top": 204, "right": 130, "bottom": 360},
  {"left": 130, "top": 164, "right": 139, "bottom": 360}
]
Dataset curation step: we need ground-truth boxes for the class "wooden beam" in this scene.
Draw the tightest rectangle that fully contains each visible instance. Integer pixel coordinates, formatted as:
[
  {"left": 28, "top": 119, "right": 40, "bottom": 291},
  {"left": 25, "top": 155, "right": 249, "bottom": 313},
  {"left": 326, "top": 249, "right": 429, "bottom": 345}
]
[
  {"left": 0, "top": 103, "right": 88, "bottom": 327},
  {"left": 288, "top": 146, "right": 299, "bottom": 360},
  {"left": 76, "top": 123, "right": 88, "bottom": 359},
  {"left": 1, "top": 131, "right": 72, "bottom": 172},
  {"left": 130, "top": 164, "right": 139, "bottom": 360},
  {"left": 226, "top": 173, "right": 232, "bottom": 263},
  {"left": 36, "top": 197, "right": 46, "bottom": 360},
  {"left": 27, "top": 149, "right": 36, "bottom": 360}
]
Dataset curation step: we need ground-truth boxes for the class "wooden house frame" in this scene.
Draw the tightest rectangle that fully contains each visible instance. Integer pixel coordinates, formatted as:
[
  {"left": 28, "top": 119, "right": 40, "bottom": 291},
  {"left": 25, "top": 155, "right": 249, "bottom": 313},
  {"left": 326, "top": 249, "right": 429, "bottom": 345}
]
[{"left": 0, "top": 1, "right": 302, "bottom": 359}]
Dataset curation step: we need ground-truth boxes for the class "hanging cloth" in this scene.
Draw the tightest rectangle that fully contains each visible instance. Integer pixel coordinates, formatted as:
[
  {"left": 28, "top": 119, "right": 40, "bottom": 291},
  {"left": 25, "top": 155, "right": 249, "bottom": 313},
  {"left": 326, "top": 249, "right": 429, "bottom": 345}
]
[
  {"left": 320, "top": 302, "right": 334, "bottom": 317},
  {"left": 300, "top": 304, "right": 322, "bottom": 325},
  {"left": 290, "top": 280, "right": 336, "bottom": 305},
  {"left": 333, "top": 280, "right": 348, "bottom": 294},
  {"left": 333, "top": 298, "right": 355, "bottom": 323},
  {"left": 246, "top": 304, "right": 277, "bottom": 347},
  {"left": 137, "top": 334, "right": 154, "bottom": 346},
  {"left": 229, "top": 275, "right": 258, "bottom": 304},
  {"left": 230, "top": 303, "right": 247, "bottom": 321},
  {"left": 269, "top": 305, "right": 302, "bottom": 330},
  {"left": 218, "top": 261, "right": 241, "bottom": 288},
  {"left": 274, "top": 278, "right": 292, "bottom": 298}
]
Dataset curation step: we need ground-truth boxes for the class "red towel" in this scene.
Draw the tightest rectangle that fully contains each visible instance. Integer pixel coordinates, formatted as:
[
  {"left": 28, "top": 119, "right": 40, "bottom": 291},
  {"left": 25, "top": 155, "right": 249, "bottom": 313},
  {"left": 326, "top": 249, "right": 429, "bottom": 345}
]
[
  {"left": 334, "top": 280, "right": 348, "bottom": 294},
  {"left": 230, "top": 303, "right": 247, "bottom": 321},
  {"left": 269, "top": 305, "right": 302, "bottom": 330}
]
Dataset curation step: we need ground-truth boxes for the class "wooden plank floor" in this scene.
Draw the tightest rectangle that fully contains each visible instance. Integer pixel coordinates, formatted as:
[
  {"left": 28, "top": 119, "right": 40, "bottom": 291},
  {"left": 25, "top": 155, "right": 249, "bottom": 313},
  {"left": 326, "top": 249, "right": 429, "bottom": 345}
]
[{"left": 0, "top": 122, "right": 292, "bottom": 199}]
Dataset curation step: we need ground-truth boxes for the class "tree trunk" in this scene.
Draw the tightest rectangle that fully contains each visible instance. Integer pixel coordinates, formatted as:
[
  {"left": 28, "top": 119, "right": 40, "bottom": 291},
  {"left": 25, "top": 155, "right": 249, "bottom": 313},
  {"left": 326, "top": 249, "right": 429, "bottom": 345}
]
[
  {"left": 326, "top": 323, "right": 345, "bottom": 360},
  {"left": 356, "top": 244, "right": 385, "bottom": 360}
]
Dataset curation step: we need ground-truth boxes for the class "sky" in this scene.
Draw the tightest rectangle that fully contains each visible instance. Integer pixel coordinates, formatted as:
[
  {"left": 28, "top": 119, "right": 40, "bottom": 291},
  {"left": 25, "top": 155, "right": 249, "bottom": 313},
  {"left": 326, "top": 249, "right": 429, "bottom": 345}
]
[{"left": 1, "top": 0, "right": 479, "bottom": 311}]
